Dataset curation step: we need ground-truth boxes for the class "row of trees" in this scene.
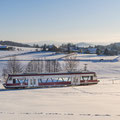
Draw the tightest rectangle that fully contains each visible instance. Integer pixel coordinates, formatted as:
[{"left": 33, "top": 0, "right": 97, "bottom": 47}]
[
  {"left": 2, "top": 56, "right": 79, "bottom": 79},
  {"left": 41, "top": 43, "right": 120, "bottom": 55},
  {"left": 41, "top": 43, "right": 77, "bottom": 53},
  {"left": 25, "top": 59, "right": 61, "bottom": 73},
  {"left": 96, "top": 48, "right": 118, "bottom": 56},
  {"left": 95, "top": 43, "right": 120, "bottom": 56}
]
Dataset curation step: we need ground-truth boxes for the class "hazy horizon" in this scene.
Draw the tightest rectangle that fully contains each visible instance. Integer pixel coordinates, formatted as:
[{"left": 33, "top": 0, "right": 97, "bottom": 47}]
[
  {"left": 0, "top": 39, "right": 113, "bottom": 46},
  {"left": 0, "top": 0, "right": 120, "bottom": 43}
]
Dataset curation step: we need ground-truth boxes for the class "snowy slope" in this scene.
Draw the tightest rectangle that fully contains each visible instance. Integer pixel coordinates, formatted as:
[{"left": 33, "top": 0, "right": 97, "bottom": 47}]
[
  {"left": 0, "top": 83, "right": 120, "bottom": 120},
  {"left": 0, "top": 51, "right": 120, "bottom": 120}
]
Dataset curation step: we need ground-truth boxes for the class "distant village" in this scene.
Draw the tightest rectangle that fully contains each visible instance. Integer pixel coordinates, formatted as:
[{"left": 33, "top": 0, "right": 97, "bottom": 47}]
[
  {"left": 0, "top": 40, "right": 120, "bottom": 56},
  {"left": 38, "top": 43, "right": 120, "bottom": 56}
]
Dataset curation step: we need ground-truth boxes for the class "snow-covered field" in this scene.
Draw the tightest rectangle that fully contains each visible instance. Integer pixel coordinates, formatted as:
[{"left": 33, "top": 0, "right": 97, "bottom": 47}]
[{"left": 0, "top": 50, "right": 120, "bottom": 120}]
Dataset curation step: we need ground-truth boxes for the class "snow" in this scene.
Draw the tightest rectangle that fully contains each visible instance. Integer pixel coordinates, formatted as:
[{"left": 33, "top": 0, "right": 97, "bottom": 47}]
[
  {"left": 1, "top": 83, "right": 120, "bottom": 120},
  {"left": 0, "top": 50, "right": 120, "bottom": 120}
]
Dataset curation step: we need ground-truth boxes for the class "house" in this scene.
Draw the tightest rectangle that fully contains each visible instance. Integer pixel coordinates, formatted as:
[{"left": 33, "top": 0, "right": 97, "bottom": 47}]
[
  {"left": 78, "top": 48, "right": 97, "bottom": 54},
  {"left": 0, "top": 46, "right": 14, "bottom": 50},
  {"left": 87, "top": 48, "right": 97, "bottom": 54}
]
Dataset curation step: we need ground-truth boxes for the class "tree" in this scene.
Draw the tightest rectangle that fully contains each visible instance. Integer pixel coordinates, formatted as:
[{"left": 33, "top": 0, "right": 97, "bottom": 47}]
[
  {"left": 64, "top": 54, "right": 79, "bottom": 72},
  {"left": 25, "top": 59, "right": 44, "bottom": 73},
  {"left": 86, "top": 49, "right": 90, "bottom": 54},
  {"left": 48, "top": 45, "right": 58, "bottom": 52},
  {"left": 2, "top": 57, "right": 23, "bottom": 79},
  {"left": 45, "top": 60, "right": 61, "bottom": 73},
  {"left": 33, "top": 44, "right": 40, "bottom": 48},
  {"left": 67, "top": 43, "right": 71, "bottom": 53},
  {"left": 42, "top": 44, "right": 47, "bottom": 51},
  {"left": 25, "top": 59, "right": 61, "bottom": 73},
  {"left": 104, "top": 48, "right": 109, "bottom": 55},
  {"left": 96, "top": 48, "right": 102, "bottom": 55}
]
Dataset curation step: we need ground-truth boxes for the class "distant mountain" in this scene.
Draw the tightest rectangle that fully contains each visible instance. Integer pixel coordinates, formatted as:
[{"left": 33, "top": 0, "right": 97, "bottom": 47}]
[
  {"left": 76, "top": 42, "right": 94, "bottom": 47},
  {"left": 28, "top": 40, "right": 63, "bottom": 46},
  {"left": 29, "top": 41, "right": 99, "bottom": 47},
  {"left": 0, "top": 40, "right": 111, "bottom": 48},
  {"left": 0, "top": 40, "right": 32, "bottom": 47},
  {"left": 76, "top": 42, "right": 110, "bottom": 47}
]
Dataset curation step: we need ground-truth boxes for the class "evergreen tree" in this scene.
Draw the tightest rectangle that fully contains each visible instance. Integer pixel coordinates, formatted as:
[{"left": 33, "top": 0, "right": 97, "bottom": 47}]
[
  {"left": 96, "top": 48, "right": 102, "bottom": 55},
  {"left": 104, "top": 48, "right": 109, "bottom": 55},
  {"left": 42, "top": 44, "right": 47, "bottom": 51}
]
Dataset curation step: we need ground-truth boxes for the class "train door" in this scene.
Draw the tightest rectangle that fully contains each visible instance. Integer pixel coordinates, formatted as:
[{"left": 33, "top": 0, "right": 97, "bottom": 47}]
[
  {"left": 72, "top": 76, "right": 80, "bottom": 85},
  {"left": 28, "top": 78, "right": 38, "bottom": 87}
]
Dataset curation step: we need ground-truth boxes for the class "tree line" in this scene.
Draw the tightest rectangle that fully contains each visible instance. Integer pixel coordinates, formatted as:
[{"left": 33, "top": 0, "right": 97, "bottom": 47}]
[{"left": 2, "top": 55, "right": 79, "bottom": 80}]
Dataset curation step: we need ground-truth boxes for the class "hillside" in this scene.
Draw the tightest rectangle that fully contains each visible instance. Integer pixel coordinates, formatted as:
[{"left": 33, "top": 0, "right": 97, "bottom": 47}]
[
  {"left": 0, "top": 50, "right": 120, "bottom": 120},
  {"left": 0, "top": 40, "right": 32, "bottom": 47}
]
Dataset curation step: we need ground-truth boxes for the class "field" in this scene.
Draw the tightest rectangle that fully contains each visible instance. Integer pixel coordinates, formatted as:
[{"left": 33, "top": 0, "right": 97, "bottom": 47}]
[{"left": 0, "top": 49, "right": 120, "bottom": 120}]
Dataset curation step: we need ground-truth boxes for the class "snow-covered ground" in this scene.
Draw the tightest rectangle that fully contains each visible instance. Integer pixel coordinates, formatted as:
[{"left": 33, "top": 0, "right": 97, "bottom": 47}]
[
  {"left": 0, "top": 50, "right": 120, "bottom": 120},
  {"left": 0, "top": 47, "right": 37, "bottom": 58},
  {"left": 1, "top": 83, "right": 120, "bottom": 120}
]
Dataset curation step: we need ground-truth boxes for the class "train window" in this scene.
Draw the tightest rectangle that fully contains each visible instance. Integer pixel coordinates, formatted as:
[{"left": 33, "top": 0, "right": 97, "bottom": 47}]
[
  {"left": 67, "top": 77, "right": 71, "bottom": 81},
  {"left": 62, "top": 78, "right": 64, "bottom": 81},
  {"left": 91, "top": 76, "right": 93, "bottom": 80},
  {"left": 81, "top": 77, "right": 85, "bottom": 80},
  {"left": 38, "top": 79, "right": 42, "bottom": 83},
  {"left": 57, "top": 78, "right": 59, "bottom": 82},
  {"left": 94, "top": 73, "right": 97, "bottom": 77},
  {"left": 84, "top": 76, "right": 91, "bottom": 80},
  {"left": 84, "top": 77, "right": 88, "bottom": 80},
  {"left": 45, "top": 79, "right": 50, "bottom": 83},
  {"left": 45, "top": 79, "right": 48, "bottom": 83},
  {"left": 13, "top": 79, "right": 16, "bottom": 84},
  {"left": 16, "top": 79, "right": 20, "bottom": 83},
  {"left": 63, "top": 78, "right": 67, "bottom": 82},
  {"left": 42, "top": 79, "right": 46, "bottom": 83},
  {"left": 58, "top": 78, "right": 63, "bottom": 82},
  {"left": 81, "top": 76, "right": 90, "bottom": 80},
  {"left": 19, "top": 79, "right": 25, "bottom": 83},
  {"left": 88, "top": 77, "right": 90, "bottom": 80},
  {"left": 51, "top": 78, "right": 57, "bottom": 82},
  {"left": 46, "top": 79, "right": 49, "bottom": 83},
  {"left": 24, "top": 79, "right": 28, "bottom": 83}
]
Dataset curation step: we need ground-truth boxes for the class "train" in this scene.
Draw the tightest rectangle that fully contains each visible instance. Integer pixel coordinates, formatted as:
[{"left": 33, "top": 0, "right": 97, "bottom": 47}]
[{"left": 3, "top": 70, "right": 99, "bottom": 89}]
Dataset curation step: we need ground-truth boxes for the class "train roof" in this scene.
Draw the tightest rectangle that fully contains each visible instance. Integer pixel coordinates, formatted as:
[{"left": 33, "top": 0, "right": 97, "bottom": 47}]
[{"left": 8, "top": 71, "right": 96, "bottom": 77}]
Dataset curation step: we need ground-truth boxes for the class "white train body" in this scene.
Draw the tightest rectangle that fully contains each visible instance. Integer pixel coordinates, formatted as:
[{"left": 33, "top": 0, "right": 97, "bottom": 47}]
[{"left": 3, "top": 71, "right": 99, "bottom": 89}]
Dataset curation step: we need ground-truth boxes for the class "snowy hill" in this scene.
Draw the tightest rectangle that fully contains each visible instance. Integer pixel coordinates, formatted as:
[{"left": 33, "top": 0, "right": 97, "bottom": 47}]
[
  {"left": 0, "top": 50, "right": 120, "bottom": 120},
  {"left": 0, "top": 40, "right": 32, "bottom": 47}
]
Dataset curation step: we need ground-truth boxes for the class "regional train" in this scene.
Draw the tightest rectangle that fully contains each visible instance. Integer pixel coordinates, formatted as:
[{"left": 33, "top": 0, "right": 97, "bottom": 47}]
[{"left": 3, "top": 70, "right": 99, "bottom": 89}]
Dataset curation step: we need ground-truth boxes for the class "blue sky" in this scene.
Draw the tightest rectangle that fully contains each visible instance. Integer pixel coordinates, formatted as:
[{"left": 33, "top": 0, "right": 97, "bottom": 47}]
[{"left": 0, "top": 0, "right": 120, "bottom": 43}]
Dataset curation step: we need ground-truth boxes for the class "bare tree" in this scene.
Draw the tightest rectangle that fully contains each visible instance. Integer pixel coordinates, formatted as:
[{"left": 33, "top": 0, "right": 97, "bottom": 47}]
[
  {"left": 45, "top": 60, "right": 61, "bottom": 73},
  {"left": 53, "top": 60, "right": 61, "bottom": 72},
  {"left": 25, "top": 59, "right": 44, "bottom": 73},
  {"left": 2, "top": 57, "right": 23, "bottom": 79},
  {"left": 64, "top": 54, "right": 79, "bottom": 72}
]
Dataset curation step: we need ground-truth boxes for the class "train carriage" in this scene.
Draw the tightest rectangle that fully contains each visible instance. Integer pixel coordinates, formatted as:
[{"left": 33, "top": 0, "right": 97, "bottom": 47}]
[{"left": 3, "top": 71, "right": 99, "bottom": 89}]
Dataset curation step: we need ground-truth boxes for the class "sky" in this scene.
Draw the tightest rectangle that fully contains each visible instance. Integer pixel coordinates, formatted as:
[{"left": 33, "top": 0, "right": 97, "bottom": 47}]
[{"left": 0, "top": 0, "right": 120, "bottom": 44}]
